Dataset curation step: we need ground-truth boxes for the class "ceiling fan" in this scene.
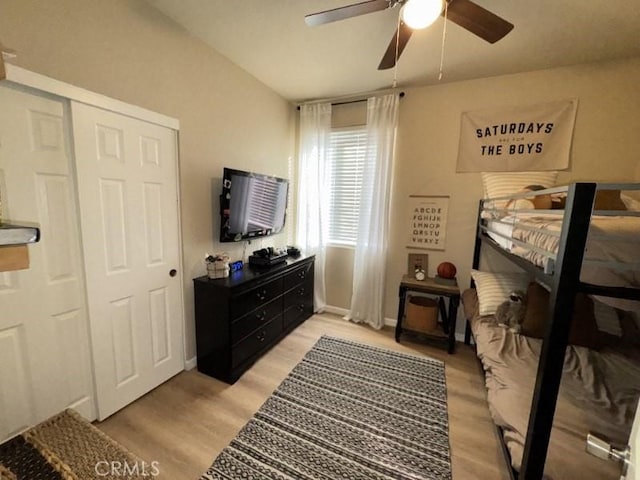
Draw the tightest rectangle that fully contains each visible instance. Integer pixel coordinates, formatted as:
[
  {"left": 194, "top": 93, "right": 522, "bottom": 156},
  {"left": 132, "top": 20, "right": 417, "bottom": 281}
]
[{"left": 305, "top": 0, "right": 514, "bottom": 70}]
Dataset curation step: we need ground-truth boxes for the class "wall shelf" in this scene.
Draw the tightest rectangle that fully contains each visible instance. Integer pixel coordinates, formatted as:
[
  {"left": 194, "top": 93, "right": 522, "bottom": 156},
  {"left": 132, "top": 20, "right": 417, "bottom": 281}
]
[{"left": 0, "top": 223, "right": 40, "bottom": 246}]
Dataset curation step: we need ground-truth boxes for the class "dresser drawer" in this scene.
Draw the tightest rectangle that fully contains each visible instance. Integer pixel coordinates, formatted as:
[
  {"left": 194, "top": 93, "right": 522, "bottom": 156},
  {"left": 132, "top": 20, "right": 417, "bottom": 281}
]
[
  {"left": 283, "top": 262, "right": 313, "bottom": 292},
  {"left": 230, "top": 277, "right": 283, "bottom": 321},
  {"left": 284, "top": 281, "right": 312, "bottom": 309},
  {"left": 283, "top": 302, "right": 311, "bottom": 329},
  {"left": 231, "top": 297, "right": 282, "bottom": 345},
  {"left": 231, "top": 315, "right": 282, "bottom": 369},
  {"left": 283, "top": 280, "right": 313, "bottom": 329}
]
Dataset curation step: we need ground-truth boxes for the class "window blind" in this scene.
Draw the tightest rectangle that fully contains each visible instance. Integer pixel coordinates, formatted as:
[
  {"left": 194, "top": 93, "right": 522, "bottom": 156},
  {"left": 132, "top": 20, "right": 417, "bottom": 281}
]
[{"left": 328, "top": 127, "right": 367, "bottom": 245}]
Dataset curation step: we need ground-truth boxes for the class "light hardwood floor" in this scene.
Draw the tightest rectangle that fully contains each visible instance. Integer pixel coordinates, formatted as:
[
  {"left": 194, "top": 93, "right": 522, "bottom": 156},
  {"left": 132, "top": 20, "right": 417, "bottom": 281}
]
[{"left": 97, "top": 313, "right": 511, "bottom": 480}]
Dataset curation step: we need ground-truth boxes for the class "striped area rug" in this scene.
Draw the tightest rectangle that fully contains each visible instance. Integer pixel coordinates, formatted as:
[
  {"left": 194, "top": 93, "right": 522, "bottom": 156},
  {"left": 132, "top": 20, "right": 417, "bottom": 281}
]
[{"left": 201, "top": 336, "right": 451, "bottom": 480}]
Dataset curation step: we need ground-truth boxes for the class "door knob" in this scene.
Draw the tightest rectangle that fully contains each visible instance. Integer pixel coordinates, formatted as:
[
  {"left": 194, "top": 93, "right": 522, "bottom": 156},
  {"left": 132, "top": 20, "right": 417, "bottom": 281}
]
[{"left": 169, "top": 269, "right": 177, "bottom": 277}]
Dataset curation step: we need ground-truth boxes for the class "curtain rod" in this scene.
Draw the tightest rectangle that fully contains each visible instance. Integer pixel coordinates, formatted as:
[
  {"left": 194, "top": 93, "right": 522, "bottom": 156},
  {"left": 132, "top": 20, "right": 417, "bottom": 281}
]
[
  {"left": 333, "top": 91, "right": 405, "bottom": 107},
  {"left": 296, "top": 89, "right": 405, "bottom": 110}
]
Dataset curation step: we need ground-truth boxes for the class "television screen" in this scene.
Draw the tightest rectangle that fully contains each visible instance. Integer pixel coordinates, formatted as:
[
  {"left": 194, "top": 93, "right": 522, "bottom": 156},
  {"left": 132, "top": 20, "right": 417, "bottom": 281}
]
[{"left": 220, "top": 167, "right": 289, "bottom": 242}]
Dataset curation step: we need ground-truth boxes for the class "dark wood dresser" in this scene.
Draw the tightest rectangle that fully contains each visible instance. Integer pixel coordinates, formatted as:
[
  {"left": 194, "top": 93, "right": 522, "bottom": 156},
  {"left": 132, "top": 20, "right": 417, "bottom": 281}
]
[{"left": 193, "top": 254, "right": 314, "bottom": 383}]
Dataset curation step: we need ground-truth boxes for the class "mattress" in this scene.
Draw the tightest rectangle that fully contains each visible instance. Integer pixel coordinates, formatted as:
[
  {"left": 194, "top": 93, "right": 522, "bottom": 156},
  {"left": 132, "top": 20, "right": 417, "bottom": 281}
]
[
  {"left": 462, "top": 288, "right": 640, "bottom": 480},
  {"left": 486, "top": 213, "right": 640, "bottom": 310}
]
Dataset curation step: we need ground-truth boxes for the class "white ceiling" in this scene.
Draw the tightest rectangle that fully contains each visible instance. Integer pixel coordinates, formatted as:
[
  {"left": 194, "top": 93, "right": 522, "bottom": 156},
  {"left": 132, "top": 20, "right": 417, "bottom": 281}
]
[{"left": 146, "top": 0, "right": 640, "bottom": 102}]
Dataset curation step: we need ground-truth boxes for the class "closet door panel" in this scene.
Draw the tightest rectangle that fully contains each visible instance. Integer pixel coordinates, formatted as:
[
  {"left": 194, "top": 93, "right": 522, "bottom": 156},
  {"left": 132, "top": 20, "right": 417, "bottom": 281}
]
[
  {"left": 0, "top": 84, "right": 95, "bottom": 442},
  {"left": 0, "top": 325, "right": 34, "bottom": 439},
  {"left": 71, "top": 102, "right": 184, "bottom": 420}
]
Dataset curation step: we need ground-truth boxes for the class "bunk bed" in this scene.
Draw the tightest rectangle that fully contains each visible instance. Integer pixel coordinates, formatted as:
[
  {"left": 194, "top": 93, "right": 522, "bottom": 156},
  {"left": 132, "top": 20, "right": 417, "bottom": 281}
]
[{"left": 464, "top": 181, "right": 640, "bottom": 480}]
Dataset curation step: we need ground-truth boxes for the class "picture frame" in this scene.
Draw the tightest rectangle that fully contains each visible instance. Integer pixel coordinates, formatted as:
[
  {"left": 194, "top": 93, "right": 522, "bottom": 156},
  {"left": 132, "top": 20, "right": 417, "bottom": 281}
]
[
  {"left": 406, "top": 195, "right": 449, "bottom": 251},
  {"left": 407, "top": 253, "right": 429, "bottom": 278}
]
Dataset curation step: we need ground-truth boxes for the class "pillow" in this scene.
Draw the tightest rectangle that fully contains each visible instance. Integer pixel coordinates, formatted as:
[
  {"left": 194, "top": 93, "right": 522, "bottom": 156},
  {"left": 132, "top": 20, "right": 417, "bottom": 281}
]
[
  {"left": 592, "top": 297, "right": 622, "bottom": 336},
  {"left": 504, "top": 185, "right": 553, "bottom": 210},
  {"left": 522, "top": 282, "right": 600, "bottom": 349},
  {"left": 593, "top": 190, "right": 627, "bottom": 211},
  {"left": 481, "top": 171, "right": 558, "bottom": 212},
  {"left": 470, "top": 269, "right": 530, "bottom": 316},
  {"left": 462, "top": 288, "right": 480, "bottom": 320}
]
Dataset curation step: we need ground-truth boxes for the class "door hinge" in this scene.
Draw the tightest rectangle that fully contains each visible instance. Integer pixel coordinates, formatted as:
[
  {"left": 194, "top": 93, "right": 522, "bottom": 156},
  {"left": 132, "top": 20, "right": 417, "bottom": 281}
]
[{"left": 586, "top": 433, "right": 631, "bottom": 478}]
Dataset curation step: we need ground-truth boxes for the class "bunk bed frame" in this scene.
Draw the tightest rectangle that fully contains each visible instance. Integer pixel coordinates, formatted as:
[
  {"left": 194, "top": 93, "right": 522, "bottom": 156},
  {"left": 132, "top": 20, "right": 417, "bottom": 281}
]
[{"left": 464, "top": 182, "right": 640, "bottom": 480}]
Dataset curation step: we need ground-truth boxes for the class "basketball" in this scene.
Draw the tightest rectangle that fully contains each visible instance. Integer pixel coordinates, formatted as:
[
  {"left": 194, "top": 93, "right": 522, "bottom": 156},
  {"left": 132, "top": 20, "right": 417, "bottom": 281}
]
[{"left": 437, "top": 262, "right": 457, "bottom": 279}]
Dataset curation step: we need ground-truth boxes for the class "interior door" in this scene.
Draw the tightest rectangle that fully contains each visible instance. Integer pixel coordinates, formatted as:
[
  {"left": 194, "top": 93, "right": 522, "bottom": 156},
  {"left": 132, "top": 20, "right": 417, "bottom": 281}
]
[
  {"left": 71, "top": 101, "right": 184, "bottom": 420},
  {"left": 0, "top": 84, "right": 95, "bottom": 441}
]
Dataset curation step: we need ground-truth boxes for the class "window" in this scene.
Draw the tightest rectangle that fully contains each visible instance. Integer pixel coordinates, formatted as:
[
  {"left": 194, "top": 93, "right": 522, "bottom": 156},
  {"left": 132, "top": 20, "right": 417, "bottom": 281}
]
[{"left": 327, "top": 127, "right": 367, "bottom": 245}]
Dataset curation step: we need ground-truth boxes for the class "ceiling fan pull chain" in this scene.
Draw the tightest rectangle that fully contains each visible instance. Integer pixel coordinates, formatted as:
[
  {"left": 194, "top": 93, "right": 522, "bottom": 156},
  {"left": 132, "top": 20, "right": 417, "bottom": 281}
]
[
  {"left": 392, "top": 10, "right": 401, "bottom": 88},
  {"left": 438, "top": 2, "right": 449, "bottom": 80},
  {"left": 438, "top": 1, "right": 448, "bottom": 81}
]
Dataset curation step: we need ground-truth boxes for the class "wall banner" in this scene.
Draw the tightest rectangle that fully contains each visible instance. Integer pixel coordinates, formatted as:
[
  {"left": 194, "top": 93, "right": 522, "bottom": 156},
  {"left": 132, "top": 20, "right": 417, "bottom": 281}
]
[
  {"left": 456, "top": 99, "right": 578, "bottom": 172},
  {"left": 407, "top": 195, "right": 449, "bottom": 251}
]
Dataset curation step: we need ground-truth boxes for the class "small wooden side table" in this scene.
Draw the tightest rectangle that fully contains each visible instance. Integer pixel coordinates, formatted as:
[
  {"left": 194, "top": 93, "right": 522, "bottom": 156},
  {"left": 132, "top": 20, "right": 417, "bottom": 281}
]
[{"left": 395, "top": 275, "right": 460, "bottom": 354}]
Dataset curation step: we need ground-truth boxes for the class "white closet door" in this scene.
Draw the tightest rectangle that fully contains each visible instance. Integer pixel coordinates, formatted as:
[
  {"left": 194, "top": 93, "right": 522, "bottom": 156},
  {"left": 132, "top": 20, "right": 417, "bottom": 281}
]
[
  {"left": 71, "top": 101, "right": 184, "bottom": 420},
  {"left": 0, "top": 84, "right": 95, "bottom": 442}
]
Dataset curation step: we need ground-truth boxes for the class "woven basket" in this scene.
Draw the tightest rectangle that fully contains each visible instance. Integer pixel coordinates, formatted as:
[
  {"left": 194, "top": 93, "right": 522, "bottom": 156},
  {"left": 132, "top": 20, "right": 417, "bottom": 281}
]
[
  {"left": 405, "top": 296, "right": 438, "bottom": 332},
  {"left": 0, "top": 409, "right": 146, "bottom": 480}
]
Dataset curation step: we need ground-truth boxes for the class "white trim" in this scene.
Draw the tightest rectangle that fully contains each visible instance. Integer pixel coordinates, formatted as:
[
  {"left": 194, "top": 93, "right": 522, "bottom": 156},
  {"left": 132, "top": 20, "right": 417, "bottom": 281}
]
[
  {"left": 324, "top": 306, "right": 397, "bottom": 328},
  {"left": 324, "top": 305, "right": 466, "bottom": 342},
  {"left": 384, "top": 316, "right": 397, "bottom": 327},
  {"left": 185, "top": 356, "right": 197, "bottom": 371},
  {"left": 322, "top": 305, "right": 349, "bottom": 316},
  {"left": 4, "top": 64, "right": 179, "bottom": 130}
]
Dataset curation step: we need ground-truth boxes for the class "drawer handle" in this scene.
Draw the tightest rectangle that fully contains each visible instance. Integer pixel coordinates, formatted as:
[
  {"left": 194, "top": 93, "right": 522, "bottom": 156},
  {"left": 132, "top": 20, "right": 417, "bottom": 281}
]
[
  {"left": 298, "top": 287, "right": 305, "bottom": 296},
  {"left": 298, "top": 271, "right": 306, "bottom": 279},
  {"left": 256, "top": 331, "right": 266, "bottom": 342},
  {"left": 256, "top": 310, "right": 267, "bottom": 322},
  {"left": 256, "top": 289, "right": 267, "bottom": 301},
  {"left": 297, "top": 304, "right": 305, "bottom": 312}
]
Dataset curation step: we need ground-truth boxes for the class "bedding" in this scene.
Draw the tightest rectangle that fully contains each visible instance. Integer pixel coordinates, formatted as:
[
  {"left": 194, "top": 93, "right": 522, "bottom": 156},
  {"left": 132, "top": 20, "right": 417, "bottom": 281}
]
[
  {"left": 485, "top": 213, "right": 640, "bottom": 310},
  {"left": 463, "top": 288, "right": 640, "bottom": 479}
]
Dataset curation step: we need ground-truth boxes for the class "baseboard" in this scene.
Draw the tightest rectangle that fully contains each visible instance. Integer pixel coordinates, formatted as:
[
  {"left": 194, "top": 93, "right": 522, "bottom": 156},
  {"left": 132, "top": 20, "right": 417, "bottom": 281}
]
[
  {"left": 384, "top": 316, "right": 397, "bottom": 327},
  {"left": 324, "top": 306, "right": 399, "bottom": 328},
  {"left": 323, "top": 305, "right": 466, "bottom": 343},
  {"left": 323, "top": 305, "right": 349, "bottom": 317},
  {"left": 184, "top": 356, "right": 197, "bottom": 371}
]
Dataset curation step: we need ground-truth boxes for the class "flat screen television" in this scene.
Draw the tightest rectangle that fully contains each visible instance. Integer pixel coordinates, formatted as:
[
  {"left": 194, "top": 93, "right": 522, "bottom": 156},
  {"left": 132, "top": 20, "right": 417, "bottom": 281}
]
[{"left": 219, "top": 167, "right": 289, "bottom": 242}]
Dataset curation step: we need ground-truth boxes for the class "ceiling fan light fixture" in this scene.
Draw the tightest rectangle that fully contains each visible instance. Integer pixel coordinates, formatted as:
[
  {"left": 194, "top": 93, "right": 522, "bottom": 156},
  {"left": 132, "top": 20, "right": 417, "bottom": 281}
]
[{"left": 401, "top": 0, "right": 444, "bottom": 30}]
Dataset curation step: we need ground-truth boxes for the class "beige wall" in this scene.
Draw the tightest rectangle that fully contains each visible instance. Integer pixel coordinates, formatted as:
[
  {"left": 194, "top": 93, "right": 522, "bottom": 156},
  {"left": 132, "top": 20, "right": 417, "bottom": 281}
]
[
  {"left": 325, "top": 57, "right": 640, "bottom": 336},
  {"left": 3, "top": 0, "right": 638, "bottom": 349},
  {"left": 0, "top": 0, "right": 296, "bottom": 359}
]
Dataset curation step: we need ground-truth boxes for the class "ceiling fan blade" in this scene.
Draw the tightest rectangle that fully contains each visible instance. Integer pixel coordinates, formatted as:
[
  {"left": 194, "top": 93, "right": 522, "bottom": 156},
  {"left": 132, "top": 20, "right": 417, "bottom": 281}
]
[
  {"left": 305, "top": 0, "right": 391, "bottom": 27},
  {"left": 378, "top": 21, "right": 413, "bottom": 70},
  {"left": 446, "top": 0, "right": 513, "bottom": 43}
]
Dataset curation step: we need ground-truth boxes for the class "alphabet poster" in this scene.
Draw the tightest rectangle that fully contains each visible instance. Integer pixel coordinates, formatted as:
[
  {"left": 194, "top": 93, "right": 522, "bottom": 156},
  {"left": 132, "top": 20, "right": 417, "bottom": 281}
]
[
  {"left": 407, "top": 195, "right": 449, "bottom": 251},
  {"left": 456, "top": 99, "right": 578, "bottom": 172}
]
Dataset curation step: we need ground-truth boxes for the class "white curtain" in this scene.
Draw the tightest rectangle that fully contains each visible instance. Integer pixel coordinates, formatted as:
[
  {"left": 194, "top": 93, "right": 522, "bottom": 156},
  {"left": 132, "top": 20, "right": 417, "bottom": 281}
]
[
  {"left": 296, "top": 103, "right": 331, "bottom": 312},
  {"left": 345, "top": 94, "right": 399, "bottom": 328}
]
